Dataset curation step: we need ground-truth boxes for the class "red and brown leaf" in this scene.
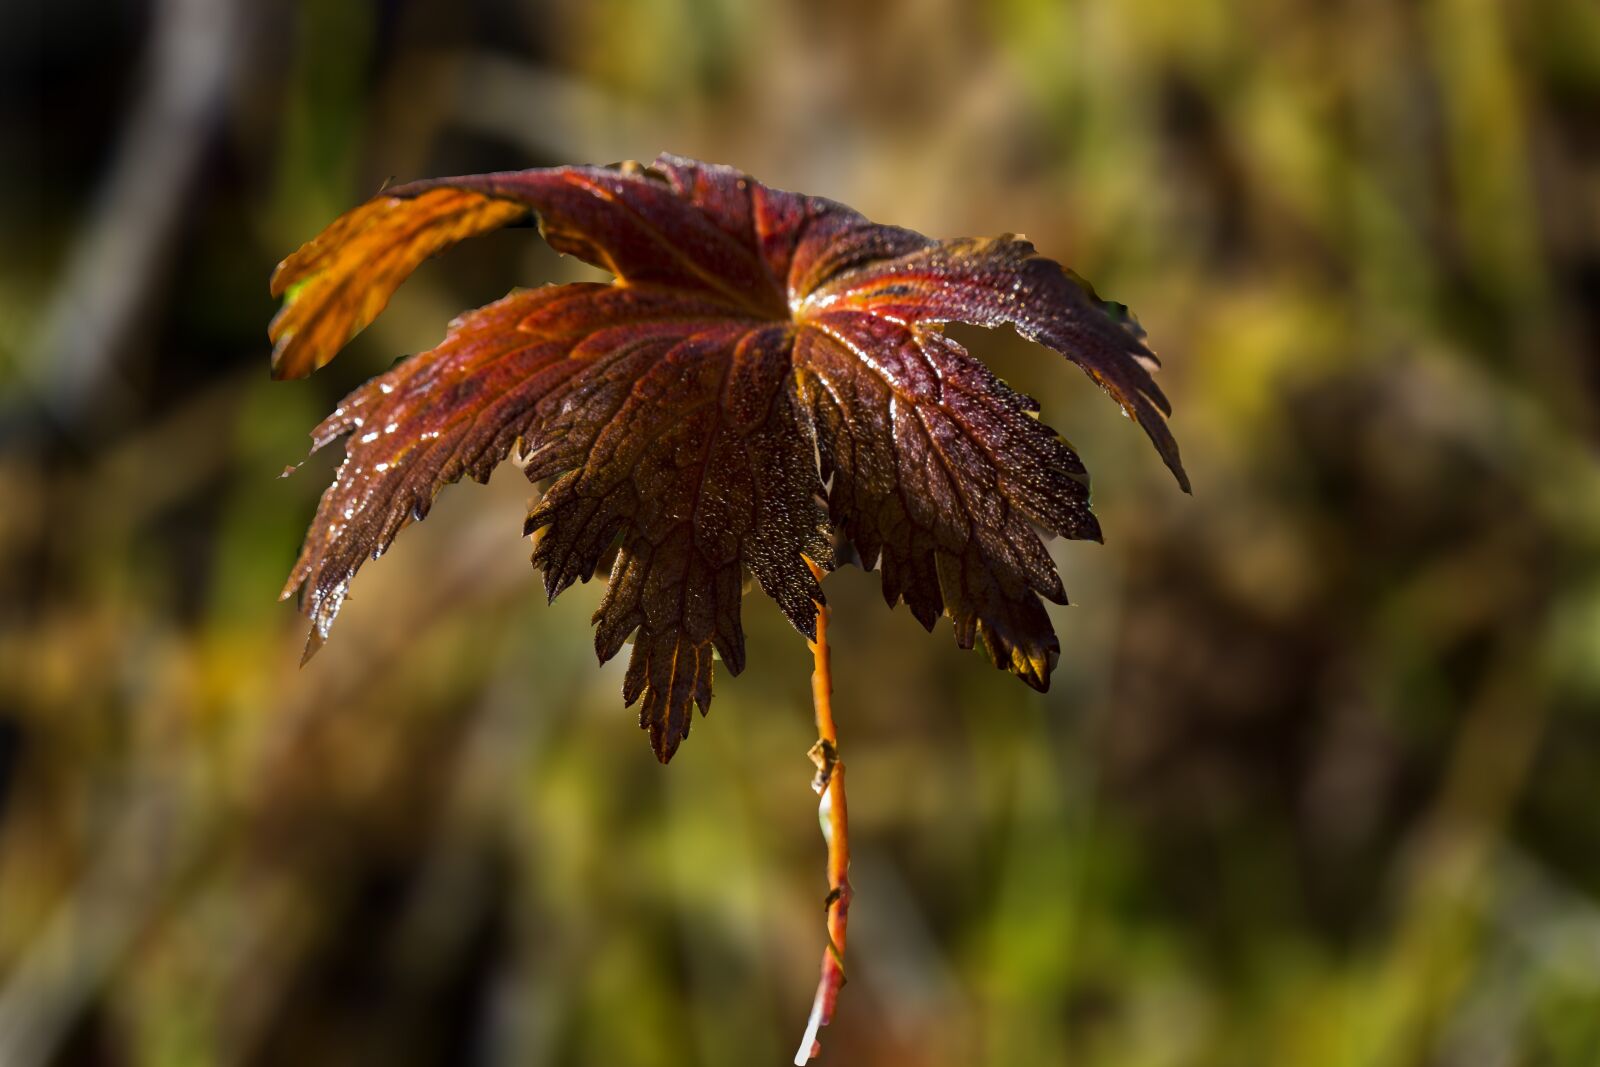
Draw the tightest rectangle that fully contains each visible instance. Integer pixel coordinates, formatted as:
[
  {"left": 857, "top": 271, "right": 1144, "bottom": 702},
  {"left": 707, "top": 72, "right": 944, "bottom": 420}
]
[{"left": 271, "top": 155, "right": 1187, "bottom": 761}]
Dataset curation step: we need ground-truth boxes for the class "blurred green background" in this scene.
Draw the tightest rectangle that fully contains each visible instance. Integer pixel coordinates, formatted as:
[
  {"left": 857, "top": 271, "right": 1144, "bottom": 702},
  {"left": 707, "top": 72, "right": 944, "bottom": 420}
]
[{"left": 4, "top": 1, "right": 1600, "bottom": 1064}]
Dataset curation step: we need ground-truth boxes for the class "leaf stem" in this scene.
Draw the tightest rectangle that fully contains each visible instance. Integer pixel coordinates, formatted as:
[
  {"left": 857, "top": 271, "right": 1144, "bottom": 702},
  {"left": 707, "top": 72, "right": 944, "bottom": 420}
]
[{"left": 795, "top": 557, "right": 851, "bottom": 1065}]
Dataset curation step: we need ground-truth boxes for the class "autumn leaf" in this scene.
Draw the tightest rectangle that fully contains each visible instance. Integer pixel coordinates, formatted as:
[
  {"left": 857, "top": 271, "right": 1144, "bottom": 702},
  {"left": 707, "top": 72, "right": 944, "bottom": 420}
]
[{"left": 271, "top": 154, "right": 1187, "bottom": 762}]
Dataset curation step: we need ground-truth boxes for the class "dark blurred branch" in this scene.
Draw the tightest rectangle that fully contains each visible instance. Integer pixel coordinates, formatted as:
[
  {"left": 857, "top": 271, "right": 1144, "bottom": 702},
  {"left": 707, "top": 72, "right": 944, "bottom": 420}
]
[{"left": 30, "top": 0, "right": 245, "bottom": 432}]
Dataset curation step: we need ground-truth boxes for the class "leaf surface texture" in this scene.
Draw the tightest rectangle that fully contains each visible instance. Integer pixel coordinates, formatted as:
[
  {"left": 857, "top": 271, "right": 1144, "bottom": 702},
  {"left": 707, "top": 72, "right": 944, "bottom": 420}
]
[{"left": 271, "top": 155, "right": 1186, "bottom": 760}]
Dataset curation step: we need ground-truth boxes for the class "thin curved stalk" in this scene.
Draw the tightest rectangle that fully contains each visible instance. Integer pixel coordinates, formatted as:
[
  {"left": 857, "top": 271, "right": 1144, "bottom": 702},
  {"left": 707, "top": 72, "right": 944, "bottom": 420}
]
[{"left": 794, "top": 556, "right": 851, "bottom": 1064}]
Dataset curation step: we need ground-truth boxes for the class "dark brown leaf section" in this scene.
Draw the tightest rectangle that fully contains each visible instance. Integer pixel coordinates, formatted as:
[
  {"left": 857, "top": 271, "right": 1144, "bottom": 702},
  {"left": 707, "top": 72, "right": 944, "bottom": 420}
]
[
  {"left": 794, "top": 312, "right": 1096, "bottom": 689},
  {"left": 284, "top": 285, "right": 728, "bottom": 657},
  {"left": 522, "top": 323, "right": 827, "bottom": 761},
  {"left": 273, "top": 154, "right": 1184, "bottom": 759},
  {"left": 806, "top": 235, "right": 1190, "bottom": 493}
]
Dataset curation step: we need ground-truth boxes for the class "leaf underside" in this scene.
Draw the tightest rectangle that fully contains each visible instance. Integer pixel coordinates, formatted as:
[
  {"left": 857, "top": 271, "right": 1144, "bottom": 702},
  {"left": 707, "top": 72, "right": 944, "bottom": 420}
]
[{"left": 270, "top": 154, "right": 1187, "bottom": 762}]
